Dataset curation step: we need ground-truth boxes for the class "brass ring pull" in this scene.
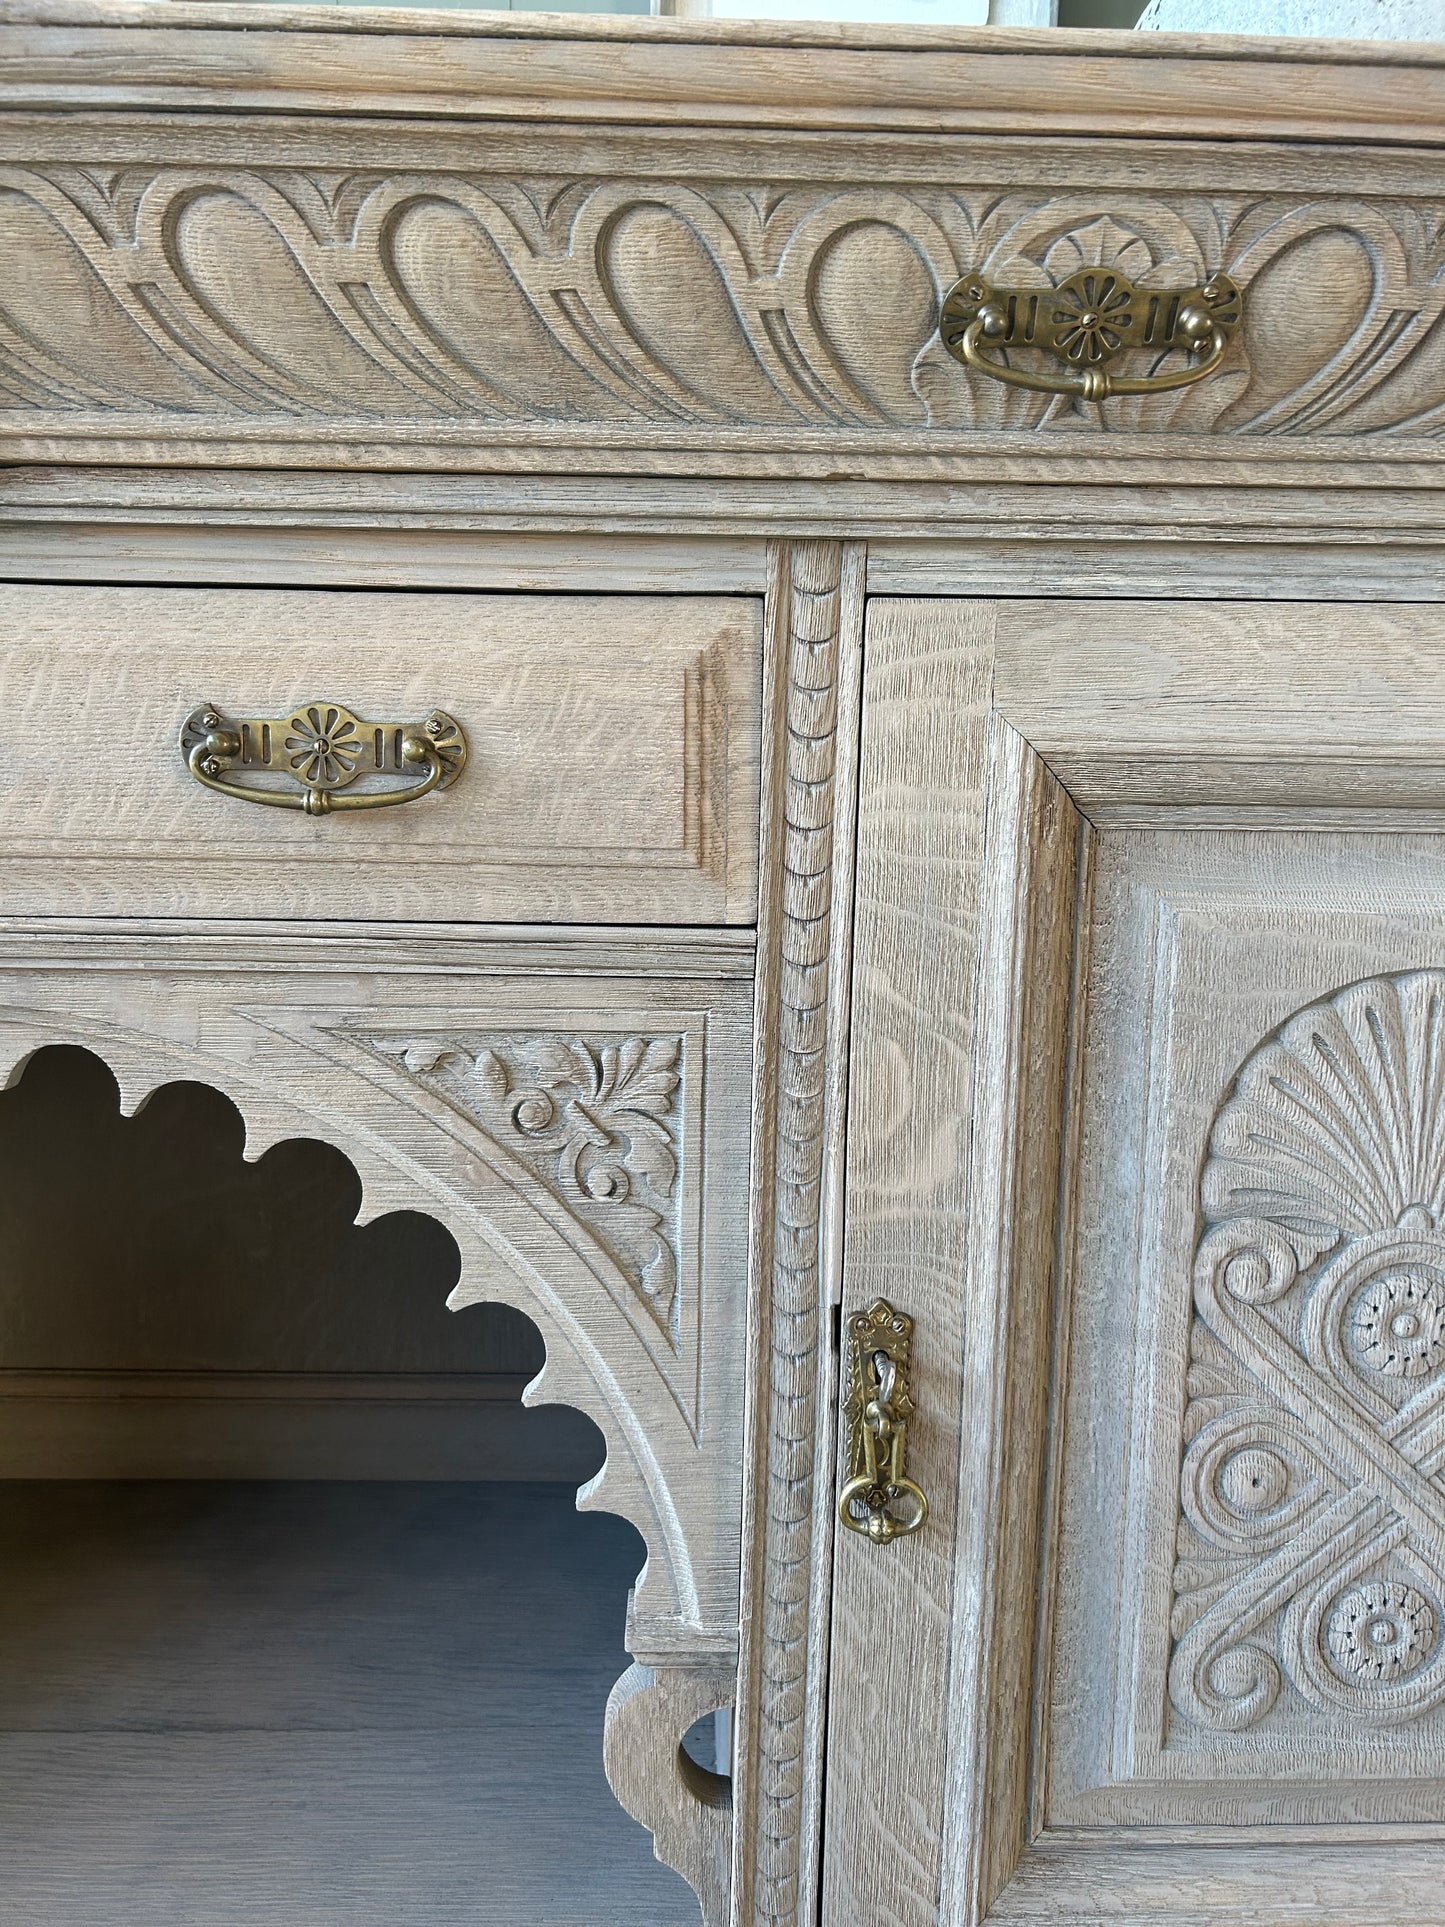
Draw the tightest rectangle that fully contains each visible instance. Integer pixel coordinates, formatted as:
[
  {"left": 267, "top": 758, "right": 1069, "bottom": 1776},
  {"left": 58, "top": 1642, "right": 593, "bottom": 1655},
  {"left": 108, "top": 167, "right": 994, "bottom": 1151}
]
[
  {"left": 838, "top": 1299, "right": 929, "bottom": 1546},
  {"left": 940, "top": 268, "right": 1242, "bottom": 403},
  {"left": 838, "top": 1471, "right": 928, "bottom": 1546},
  {"left": 180, "top": 701, "right": 467, "bottom": 817}
]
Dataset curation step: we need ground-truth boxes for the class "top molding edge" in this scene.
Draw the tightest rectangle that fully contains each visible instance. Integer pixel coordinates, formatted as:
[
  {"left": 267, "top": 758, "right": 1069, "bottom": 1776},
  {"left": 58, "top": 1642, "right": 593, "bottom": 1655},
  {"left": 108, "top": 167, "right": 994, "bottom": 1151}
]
[
  {"left": 6, "top": 0, "right": 1445, "bottom": 58},
  {"left": 3, "top": 0, "right": 1443, "bottom": 145}
]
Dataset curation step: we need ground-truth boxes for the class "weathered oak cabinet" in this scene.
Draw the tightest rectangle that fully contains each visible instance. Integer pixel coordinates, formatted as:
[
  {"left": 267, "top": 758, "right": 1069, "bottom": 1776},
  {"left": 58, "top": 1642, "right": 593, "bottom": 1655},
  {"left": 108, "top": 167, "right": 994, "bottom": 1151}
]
[{"left": 1, "top": 7, "right": 1443, "bottom": 1922}]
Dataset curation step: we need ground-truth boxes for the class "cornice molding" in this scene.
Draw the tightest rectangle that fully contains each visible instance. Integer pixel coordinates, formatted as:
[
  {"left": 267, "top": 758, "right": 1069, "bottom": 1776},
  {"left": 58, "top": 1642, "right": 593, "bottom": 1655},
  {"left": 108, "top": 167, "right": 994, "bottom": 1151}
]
[{"left": 3, "top": 3, "right": 1443, "bottom": 143}]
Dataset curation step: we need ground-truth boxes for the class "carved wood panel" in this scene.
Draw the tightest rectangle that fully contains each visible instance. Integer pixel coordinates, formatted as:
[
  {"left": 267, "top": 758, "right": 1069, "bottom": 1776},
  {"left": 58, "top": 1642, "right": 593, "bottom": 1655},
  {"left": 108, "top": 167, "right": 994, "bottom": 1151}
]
[
  {"left": 0, "top": 919, "right": 755, "bottom": 1924},
  {"left": 886, "top": 600, "right": 1445, "bottom": 1927},
  {"left": 1048, "top": 833, "right": 1445, "bottom": 1838},
  {"left": 0, "top": 921, "right": 753, "bottom": 1662},
  {"left": 4, "top": 166, "right": 1444, "bottom": 460},
  {"left": 359, "top": 1028, "right": 699, "bottom": 1423},
  {"left": 1174, "top": 970, "right": 1445, "bottom": 1737}
]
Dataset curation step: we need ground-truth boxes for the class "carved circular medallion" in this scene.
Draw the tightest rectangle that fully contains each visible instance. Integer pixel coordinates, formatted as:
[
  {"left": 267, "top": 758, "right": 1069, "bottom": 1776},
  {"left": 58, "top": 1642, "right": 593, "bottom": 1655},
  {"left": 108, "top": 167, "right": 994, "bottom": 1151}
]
[
  {"left": 1351, "top": 1267, "right": 1445, "bottom": 1378},
  {"left": 1325, "top": 1581, "right": 1439, "bottom": 1684},
  {"left": 1216, "top": 1446, "right": 1291, "bottom": 1515}
]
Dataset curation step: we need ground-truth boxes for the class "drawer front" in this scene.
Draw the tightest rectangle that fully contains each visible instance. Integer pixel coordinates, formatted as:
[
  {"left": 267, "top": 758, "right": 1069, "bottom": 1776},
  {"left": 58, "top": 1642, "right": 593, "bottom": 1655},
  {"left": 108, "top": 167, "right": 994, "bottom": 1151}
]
[{"left": 1, "top": 586, "right": 760, "bottom": 924}]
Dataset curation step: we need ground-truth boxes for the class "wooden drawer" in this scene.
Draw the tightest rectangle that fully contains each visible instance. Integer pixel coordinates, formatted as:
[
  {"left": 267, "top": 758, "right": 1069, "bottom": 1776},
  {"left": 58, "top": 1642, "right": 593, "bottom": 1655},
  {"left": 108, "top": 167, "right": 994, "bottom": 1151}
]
[{"left": 1, "top": 585, "right": 760, "bottom": 925}]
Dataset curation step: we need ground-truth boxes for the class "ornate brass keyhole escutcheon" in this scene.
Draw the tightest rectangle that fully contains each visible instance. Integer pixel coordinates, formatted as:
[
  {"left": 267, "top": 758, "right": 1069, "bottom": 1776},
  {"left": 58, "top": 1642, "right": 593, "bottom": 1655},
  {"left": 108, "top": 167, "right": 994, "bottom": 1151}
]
[
  {"left": 939, "top": 267, "right": 1243, "bottom": 401},
  {"left": 838, "top": 1298, "right": 928, "bottom": 1545},
  {"left": 180, "top": 701, "right": 467, "bottom": 816}
]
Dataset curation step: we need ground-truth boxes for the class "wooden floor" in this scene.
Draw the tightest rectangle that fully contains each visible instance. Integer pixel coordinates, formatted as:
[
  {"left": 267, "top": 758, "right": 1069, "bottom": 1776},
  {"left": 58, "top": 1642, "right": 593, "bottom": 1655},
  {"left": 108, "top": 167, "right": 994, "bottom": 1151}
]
[{"left": 0, "top": 1481, "right": 699, "bottom": 1925}]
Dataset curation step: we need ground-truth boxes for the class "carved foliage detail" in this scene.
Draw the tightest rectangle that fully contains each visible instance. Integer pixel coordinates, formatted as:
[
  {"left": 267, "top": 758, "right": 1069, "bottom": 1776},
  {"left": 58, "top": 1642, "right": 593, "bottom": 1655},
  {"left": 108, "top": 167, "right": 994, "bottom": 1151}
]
[
  {"left": 4, "top": 168, "right": 1445, "bottom": 439},
  {"left": 1171, "top": 972, "right": 1445, "bottom": 1734},
  {"left": 376, "top": 1031, "right": 684, "bottom": 1344}
]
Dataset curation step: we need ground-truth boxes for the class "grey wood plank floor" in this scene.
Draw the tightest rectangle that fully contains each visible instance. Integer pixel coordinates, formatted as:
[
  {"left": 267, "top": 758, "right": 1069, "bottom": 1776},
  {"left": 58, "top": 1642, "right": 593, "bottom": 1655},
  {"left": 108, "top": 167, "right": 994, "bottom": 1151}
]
[{"left": 0, "top": 1480, "right": 698, "bottom": 1926}]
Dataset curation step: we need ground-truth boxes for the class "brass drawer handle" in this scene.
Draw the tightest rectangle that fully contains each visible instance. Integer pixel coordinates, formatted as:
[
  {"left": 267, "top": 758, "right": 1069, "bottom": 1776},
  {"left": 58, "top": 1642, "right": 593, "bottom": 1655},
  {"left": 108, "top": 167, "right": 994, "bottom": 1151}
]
[
  {"left": 838, "top": 1298, "right": 928, "bottom": 1546},
  {"left": 939, "top": 268, "right": 1242, "bottom": 402},
  {"left": 180, "top": 701, "right": 467, "bottom": 817}
]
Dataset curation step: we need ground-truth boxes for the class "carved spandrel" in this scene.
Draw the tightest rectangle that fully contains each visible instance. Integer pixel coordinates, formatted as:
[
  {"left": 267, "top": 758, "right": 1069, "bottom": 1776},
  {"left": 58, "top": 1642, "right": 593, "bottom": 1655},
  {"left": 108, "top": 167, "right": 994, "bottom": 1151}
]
[
  {"left": 1170, "top": 971, "right": 1445, "bottom": 1736},
  {"left": 4, "top": 170, "right": 1445, "bottom": 442},
  {"left": 366, "top": 1031, "right": 685, "bottom": 1346}
]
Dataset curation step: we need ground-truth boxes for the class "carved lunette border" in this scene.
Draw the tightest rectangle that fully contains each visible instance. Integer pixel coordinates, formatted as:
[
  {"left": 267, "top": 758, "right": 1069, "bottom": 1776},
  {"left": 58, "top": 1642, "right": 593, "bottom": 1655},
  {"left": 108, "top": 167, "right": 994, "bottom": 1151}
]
[
  {"left": 734, "top": 539, "right": 864, "bottom": 1927},
  {"left": 3, "top": 158, "right": 1445, "bottom": 479}
]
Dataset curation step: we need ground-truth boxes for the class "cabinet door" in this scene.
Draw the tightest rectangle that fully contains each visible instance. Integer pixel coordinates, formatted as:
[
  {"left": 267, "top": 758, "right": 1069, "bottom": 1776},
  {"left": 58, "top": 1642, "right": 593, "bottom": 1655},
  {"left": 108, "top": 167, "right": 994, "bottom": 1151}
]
[{"left": 823, "top": 597, "right": 1445, "bottom": 1926}]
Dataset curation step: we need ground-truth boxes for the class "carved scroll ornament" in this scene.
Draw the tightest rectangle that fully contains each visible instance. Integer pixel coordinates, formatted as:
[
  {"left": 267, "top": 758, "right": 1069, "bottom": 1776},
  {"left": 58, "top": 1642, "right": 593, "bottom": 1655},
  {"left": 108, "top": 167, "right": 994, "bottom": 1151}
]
[
  {"left": 1171, "top": 971, "right": 1445, "bottom": 1734},
  {"left": 3, "top": 171, "right": 1444, "bottom": 446},
  {"left": 369, "top": 1031, "right": 685, "bottom": 1344}
]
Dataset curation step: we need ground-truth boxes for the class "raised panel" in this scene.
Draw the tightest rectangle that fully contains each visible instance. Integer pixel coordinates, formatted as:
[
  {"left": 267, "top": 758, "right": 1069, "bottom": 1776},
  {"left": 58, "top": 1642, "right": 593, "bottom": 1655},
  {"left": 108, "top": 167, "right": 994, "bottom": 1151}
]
[
  {"left": 0, "top": 585, "right": 760, "bottom": 925},
  {"left": 859, "top": 596, "right": 1445, "bottom": 1927},
  {"left": 1045, "top": 830, "right": 1445, "bottom": 1838}
]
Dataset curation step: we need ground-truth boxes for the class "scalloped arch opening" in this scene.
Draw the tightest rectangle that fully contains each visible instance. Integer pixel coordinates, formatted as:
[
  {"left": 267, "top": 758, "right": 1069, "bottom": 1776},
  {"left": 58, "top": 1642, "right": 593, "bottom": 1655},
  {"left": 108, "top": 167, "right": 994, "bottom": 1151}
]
[
  {"left": 0, "top": 1041, "right": 608, "bottom": 1477},
  {"left": 0, "top": 1043, "right": 707, "bottom": 1922}
]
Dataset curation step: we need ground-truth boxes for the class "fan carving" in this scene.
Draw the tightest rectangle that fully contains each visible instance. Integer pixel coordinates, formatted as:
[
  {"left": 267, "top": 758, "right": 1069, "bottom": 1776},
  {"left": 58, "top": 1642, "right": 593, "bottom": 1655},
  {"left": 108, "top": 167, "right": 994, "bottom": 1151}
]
[{"left": 1170, "top": 971, "right": 1445, "bottom": 1732}]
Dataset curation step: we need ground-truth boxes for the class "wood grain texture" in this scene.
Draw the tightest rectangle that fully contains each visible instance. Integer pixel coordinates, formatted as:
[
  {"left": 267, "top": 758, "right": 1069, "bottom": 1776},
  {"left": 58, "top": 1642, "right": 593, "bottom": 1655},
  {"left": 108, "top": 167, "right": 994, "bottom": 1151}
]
[
  {"left": 6, "top": 470, "right": 1445, "bottom": 587},
  {"left": 0, "top": 918, "right": 753, "bottom": 1918},
  {"left": 1046, "top": 832, "right": 1445, "bottom": 1830},
  {"left": 3, "top": 145, "right": 1445, "bottom": 477},
  {"left": 994, "top": 598, "right": 1445, "bottom": 823},
  {"left": 3, "top": 3, "right": 1442, "bottom": 143},
  {"left": 972, "top": 644, "right": 1445, "bottom": 1915},
  {"left": 820, "top": 598, "right": 993, "bottom": 1927},
  {"left": 0, "top": 1479, "right": 698, "bottom": 1926},
  {"left": 989, "top": 1839, "right": 1445, "bottom": 1925},
  {"left": 0, "top": 584, "right": 760, "bottom": 924},
  {"left": 940, "top": 718, "right": 1080, "bottom": 1922},
  {"left": 2, "top": 12, "right": 1444, "bottom": 485},
  {"left": 867, "top": 537, "right": 1445, "bottom": 602},
  {"left": 5, "top": 10, "right": 1445, "bottom": 1916},
  {"left": 0, "top": 921, "right": 753, "bottom": 1665},
  {"left": 0, "top": 524, "right": 767, "bottom": 592},
  {"left": 732, "top": 539, "right": 863, "bottom": 1927},
  {"left": 605, "top": 1660, "right": 733, "bottom": 1927},
  {"left": 1012, "top": 835, "right": 1445, "bottom": 1918}
]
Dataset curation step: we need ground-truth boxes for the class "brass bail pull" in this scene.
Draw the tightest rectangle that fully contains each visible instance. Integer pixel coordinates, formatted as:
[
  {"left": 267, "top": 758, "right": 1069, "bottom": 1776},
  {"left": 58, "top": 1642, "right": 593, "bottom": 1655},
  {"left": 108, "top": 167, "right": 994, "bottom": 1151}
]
[
  {"left": 180, "top": 701, "right": 467, "bottom": 816},
  {"left": 939, "top": 268, "right": 1243, "bottom": 402},
  {"left": 838, "top": 1299, "right": 928, "bottom": 1545}
]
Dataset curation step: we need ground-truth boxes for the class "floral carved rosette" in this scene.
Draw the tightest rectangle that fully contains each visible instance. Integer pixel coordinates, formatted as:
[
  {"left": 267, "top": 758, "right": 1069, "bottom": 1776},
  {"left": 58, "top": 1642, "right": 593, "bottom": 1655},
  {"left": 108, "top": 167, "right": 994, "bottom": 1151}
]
[{"left": 1170, "top": 971, "right": 1445, "bottom": 1733}]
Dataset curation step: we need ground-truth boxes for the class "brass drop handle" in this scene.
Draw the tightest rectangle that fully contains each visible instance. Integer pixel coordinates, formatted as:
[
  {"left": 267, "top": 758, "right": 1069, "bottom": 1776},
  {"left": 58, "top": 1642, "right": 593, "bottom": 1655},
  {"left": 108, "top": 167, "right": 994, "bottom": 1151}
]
[
  {"left": 180, "top": 701, "right": 467, "bottom": 817},
  {"left": 940, "top": 268, "right": 1242, "bottom": 402},
  {"left": 838, "top": 1299, "right": 928, "bottom": 1545}
]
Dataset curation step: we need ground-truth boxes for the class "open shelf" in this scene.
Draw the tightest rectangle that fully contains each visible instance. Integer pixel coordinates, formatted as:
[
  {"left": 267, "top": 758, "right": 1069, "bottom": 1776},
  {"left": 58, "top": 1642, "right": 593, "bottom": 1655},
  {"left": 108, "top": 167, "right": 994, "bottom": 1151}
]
[{"left": 0, "top": 1479, "right": 697, "bottom": 1925}]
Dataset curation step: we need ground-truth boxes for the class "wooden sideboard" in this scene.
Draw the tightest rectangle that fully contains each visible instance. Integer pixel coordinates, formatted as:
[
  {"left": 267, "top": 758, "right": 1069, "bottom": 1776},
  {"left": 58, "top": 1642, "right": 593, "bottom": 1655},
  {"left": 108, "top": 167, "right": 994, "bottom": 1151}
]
[{"left": 1, "top": 8, "right": 1444, "bottom": 1924}]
